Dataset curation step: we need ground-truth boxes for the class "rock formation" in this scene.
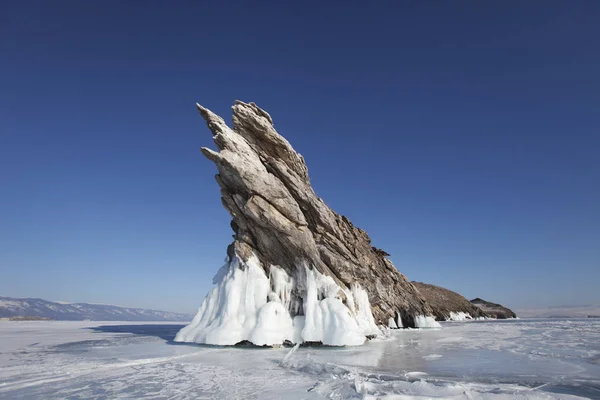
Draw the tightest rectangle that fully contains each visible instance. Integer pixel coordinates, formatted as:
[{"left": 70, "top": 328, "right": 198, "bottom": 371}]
[
  {"left": 412, "top": 282, "right": 486, "bottom": 321},
  {"left": 470, "top": 298, "right": 517, "bottom": 319},
  {"left": 175, "top": 101, "right": 439, "bottom": 347}
]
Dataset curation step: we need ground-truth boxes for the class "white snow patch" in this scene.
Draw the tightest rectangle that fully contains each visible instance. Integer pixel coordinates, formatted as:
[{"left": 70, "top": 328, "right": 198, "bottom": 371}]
[
  {"left": 388, "top": 317, "right": 398, "bottom": 329},
  {"left": 414, "top": 315, "right": 441, "bottom": 328}
]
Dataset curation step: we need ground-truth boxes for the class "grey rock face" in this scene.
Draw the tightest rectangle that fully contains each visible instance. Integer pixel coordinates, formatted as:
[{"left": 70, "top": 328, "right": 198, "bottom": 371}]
[
  {"left": 197, "top": 101, "right": 433, "bottom": 327},
  {"left": 412, "top": 282, "right": 486, "bottom": 321}
]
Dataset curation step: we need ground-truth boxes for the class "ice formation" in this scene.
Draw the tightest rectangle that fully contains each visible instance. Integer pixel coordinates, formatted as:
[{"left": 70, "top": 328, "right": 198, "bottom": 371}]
[
  {"left": 413, "top": 315, "right": 442, "bottom": 328},
  {"left": 448, "top": 312, "right": 473, "bottom": 321},
  {"left": 175, "top": 253, "right": 383, "bottom": 346},
  {"left": 388, "top": 317, "right": 398, "bottom": 329},
  {"left": 396, "top": 311, "right": 404, "bottom": 328}
]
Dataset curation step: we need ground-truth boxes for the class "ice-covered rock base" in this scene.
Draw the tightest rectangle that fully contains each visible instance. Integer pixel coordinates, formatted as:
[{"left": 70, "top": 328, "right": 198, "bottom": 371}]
[
  {"left": 447, "top": 311, "right": 473, "bottom": 321},
  {"left": 175, "top": 254, "right": 382, "bottom": 346},
  {"left": 387, "top": 312, "right": 404, "bottom": 329},
  {"left": 414, "top": 315, "right": 442, "bottom": 328}
]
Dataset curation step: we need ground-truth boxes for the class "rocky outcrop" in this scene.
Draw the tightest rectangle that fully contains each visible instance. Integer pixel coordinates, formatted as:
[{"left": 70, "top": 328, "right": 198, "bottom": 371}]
[
  {"left": 177, "top": 101, "right": 437, "bottom": 346},
  {"left": 412, "top": 282, "right": 486, "bottom": 321},
  {"left": 470, "top": 298, "right": 517, "bottom": 319}
]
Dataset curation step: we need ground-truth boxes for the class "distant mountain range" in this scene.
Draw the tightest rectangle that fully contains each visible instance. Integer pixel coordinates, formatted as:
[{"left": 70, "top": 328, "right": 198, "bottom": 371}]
[
  {"left": 0, "top": 296, "right": 193, "bottom": 322},
  {"left": 515, "top": 304, "right": 600, "bottom": 319}
]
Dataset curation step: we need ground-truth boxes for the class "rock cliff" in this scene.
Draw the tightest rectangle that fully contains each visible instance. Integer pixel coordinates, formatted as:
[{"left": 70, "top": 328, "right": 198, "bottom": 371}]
[
  {"left": 412, "top": 282, "right": 486, "bottom": 321},
  {"left": 176, "top": 101, "right": 438, "bottom": 346},
  {"left": 470, "top": 298, "right": 517, "bottom": 319}
]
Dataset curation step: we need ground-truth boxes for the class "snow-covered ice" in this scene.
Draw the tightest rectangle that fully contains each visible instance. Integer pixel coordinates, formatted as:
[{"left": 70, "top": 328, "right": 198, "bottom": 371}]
[{"left": 1, "top": 319, "right": 599, "bottom": 399}]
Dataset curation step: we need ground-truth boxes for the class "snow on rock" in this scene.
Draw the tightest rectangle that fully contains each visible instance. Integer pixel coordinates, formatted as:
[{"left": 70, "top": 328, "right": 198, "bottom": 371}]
[
  {"left": 411, "top": 282, "right": 486, "bottom": 321},
  {"left": 448, "top": 312, "right": 473, "bottom": 321},
  {"left": 175, "top": 253, "right": 383, "bottom": 346},
  {"left": 414, "top": 315, "right": 442, "bottom": 328},
  {"left": 388, "top": 317, "right": 398, "bottom": 329}
]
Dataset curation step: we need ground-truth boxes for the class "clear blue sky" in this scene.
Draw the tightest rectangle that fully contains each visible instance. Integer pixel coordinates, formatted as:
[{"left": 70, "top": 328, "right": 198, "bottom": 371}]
[{"left": 1, "top": 1, "right": 599, "bottom": 313}]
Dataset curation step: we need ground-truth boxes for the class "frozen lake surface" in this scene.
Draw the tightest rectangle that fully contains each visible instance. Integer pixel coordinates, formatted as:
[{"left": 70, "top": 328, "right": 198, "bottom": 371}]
[{"left": 0, "top": 319, "right": 598, "bottom": 399}]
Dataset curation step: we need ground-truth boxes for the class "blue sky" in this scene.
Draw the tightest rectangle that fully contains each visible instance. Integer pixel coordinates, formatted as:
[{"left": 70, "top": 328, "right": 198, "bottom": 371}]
[{"left": 1, "top": 1, "right": 598, "bottom": 313}]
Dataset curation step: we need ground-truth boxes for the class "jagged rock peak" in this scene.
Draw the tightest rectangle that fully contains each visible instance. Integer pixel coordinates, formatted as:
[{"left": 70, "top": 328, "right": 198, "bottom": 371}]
[{"left": 176, "top": 101, "right": 438, "bottom": 347}]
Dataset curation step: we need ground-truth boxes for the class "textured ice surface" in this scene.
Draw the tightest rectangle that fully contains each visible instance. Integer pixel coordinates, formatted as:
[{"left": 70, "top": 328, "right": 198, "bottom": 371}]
[
  {"left": 1, "top": 319, "right": 599, "bottom": 399},
  {"left": 175, "top": 254, "right": 382, "bottom": 346}
]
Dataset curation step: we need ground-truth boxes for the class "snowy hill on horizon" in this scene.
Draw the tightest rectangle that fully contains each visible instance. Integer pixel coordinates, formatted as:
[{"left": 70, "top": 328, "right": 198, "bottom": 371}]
[
  {"left": 0, "top": 296, "right": 193, "bottom": 321},
  {"left": 515, "top": 304, "right": 600, "bottom": 318}
]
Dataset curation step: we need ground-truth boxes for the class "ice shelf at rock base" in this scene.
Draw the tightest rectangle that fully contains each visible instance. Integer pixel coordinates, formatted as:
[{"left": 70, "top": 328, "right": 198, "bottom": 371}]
[
  {"left": 388, "top": 315, "right": 438, "bottom": 329},
  {"left": 387, "top": 311, "right": 406, "bottom": 329},
  {"left": 413, "top": 315, "right": 442, "bottom": 328},
  {"left": 446, "top": 312, "right": 501, "bottom": 322},
  {"left": 174, "top": 254, "right": 383, "bottom": 347},
  {"left": 447, "top": 312, "right": 473, "bottom": 321}
]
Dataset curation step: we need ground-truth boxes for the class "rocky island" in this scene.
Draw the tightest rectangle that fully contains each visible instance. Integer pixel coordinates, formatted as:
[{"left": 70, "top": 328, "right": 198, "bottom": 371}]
[
  {"left": 175, "top": 101, "right": 443, "bottom": 347},
  {"left": 470, "top": 298, "right": 517, "bottom": 319},
  {"left": 176, "top": 101, "right": 516, "bottom": 347},
  {"left": 412, "top": 282, "right": 486, "bottom": 321}
]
